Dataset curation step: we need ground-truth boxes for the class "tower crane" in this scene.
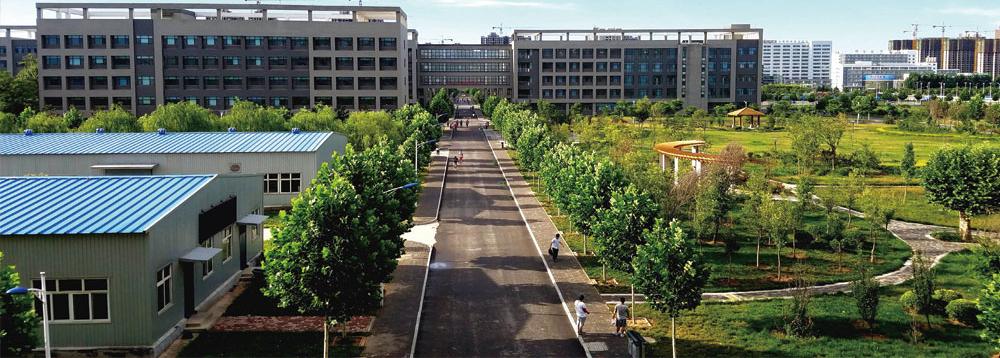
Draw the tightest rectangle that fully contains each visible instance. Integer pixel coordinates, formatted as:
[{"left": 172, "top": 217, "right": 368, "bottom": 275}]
[
  {"left": 903, "top": 30, "right": 916, "bottom": 40},
  {"left": 426, "top": 38, "right": 454, "bottom": 44},
  {"left": 932, "top": 23, "right": 953, "bottom": 38},
  {"left": 492, "top": 24, "right": 505, "bottom": 36}
]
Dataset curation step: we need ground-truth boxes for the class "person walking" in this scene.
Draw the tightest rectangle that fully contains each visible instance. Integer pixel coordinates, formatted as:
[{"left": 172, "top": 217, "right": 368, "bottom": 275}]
[
  {"left": 453, "top": 155, "right": 460, "bottom": 169},
  {"left": 549, "top": 232, "right": 562, "bottom": 261},
  {"left": 614, "top": 297, "right": 629, "bottom": 337},
  {"left": 458, "top": 151, "right": 464, "bottom": 165},
  {"left": 575, "top": 295, "right": 589, "bottom": 335}
]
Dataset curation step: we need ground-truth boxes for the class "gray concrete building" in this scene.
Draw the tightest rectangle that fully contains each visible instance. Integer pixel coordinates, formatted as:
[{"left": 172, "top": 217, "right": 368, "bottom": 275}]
[
  {"left": 34, "top": 3, "right": 411, "bottom": 115},
  {"left": 416, "top": 43, "right": 513, "bottom": 103},
  {"left": 0, "top": 26, "right": 38, "bottom": 74},
  {"left": 0, "top": 174, "right": 265, "bottom": 356},
  {"left": 0, "top": 130, "right": 346, "bottom": 208},
  {"left": 511, "top": 24, "right": 762, "bottom": 112}
]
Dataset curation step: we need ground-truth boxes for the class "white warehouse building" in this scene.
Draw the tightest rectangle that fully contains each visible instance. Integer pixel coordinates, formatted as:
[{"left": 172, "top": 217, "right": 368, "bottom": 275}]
[{"left": 0, "top": 130, "right": 347, "bottom": 208}]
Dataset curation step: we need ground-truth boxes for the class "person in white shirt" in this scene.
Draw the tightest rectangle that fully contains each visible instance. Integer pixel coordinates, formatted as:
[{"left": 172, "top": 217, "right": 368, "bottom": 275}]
[
  {"left": 549, "top": 232, "right": 562, "bottom": 261},
  {"left": 575, "top": 295, "right": 590, "bottom": 335},
  {"left": 614, "top": 297, "right": 629, "bottom": 337}
]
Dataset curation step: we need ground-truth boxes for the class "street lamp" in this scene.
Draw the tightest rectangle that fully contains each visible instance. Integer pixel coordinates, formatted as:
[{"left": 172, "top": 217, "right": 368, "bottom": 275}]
[
  {"left": 414, "top": 139, "right": 438, "bottom": 175},
  {"left": 384, "top": 182, "right": 419, "bottom": 193},
  {"left": 6, "top": 271, "right": 51, "bottom": 358}
]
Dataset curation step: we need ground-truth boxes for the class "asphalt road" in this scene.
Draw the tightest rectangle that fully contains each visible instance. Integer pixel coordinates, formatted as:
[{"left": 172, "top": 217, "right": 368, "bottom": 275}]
[{"left": 412, "top": 100, "right": 585, "bottom": 357}]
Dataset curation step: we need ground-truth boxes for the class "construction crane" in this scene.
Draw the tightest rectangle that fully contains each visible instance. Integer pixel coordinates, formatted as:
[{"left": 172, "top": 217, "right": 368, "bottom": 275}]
[
  {"left": 932, "top": 23, "right": 953, "bottom": 38},
  {"left": 426, "top": 38, "right": 454, "bottom": 44},
  {"left": 909, "top": 23, "right": 922, "bottom": 39},
  {"left": 903, "top": 30, "right": 917, "bottom": 40},
  {"left": 492, "top": 24, "right": 505, "bottom": 36}
]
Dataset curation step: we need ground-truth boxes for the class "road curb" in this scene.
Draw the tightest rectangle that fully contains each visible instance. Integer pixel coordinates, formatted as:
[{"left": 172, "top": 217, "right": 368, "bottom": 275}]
[{"left": 408, "top": 245, "right": 434, "bottom": 358}]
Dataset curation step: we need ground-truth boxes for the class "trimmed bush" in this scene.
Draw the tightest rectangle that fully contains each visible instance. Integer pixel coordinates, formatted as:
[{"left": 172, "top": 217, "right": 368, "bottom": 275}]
[
  {"left": 945, "top": 299, "right": 980, "bottom": 326},
  {"left": 933, "top": 289, "right": 963, "bottom": 313},
  {"left": 900, "top": 290, "right": 918, "bottom": 309}
]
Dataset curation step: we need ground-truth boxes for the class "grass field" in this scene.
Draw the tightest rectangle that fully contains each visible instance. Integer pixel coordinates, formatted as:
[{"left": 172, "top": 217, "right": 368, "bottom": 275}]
[
  {"left": 519, "top": 167, "right": 910, "bottom": 293},
  {"left": 814, "top": 186, "right": 1000, "bottom": 232},
  {"left": 627, "top": 250, "right": 992, "bottom": 358}
]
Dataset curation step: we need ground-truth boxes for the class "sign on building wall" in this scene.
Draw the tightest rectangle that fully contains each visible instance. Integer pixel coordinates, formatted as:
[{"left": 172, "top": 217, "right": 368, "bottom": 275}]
[{"left": 863, "top": 74, "right": 896, "bottom": 81}]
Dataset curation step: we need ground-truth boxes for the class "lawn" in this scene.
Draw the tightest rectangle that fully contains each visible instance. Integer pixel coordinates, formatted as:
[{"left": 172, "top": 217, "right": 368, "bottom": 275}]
[
  {"left": 814, "top": 186, "right": 1000, "bottom": 232},
  {"left": 178, "top": 331, "right": 362, "bottom": 357},
  {"left": 520, "top": 168, "right": 910, "bottom": 293},
  {"left": 627, "top": 250, "right": 992, "bottom": 358}
]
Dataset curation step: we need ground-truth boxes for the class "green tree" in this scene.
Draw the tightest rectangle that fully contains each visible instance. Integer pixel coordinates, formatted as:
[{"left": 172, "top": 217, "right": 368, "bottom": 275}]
[
  {"left": 631, "top": 220, "right": 710, "bottom": 358},
  {"left": 429, "top": 88, "right": 454, "bottom": 118},
  {"left": 24, "top": 112, "right": 69, "bottom": 133},
  {"left": 78, "top": 105, "right": 140, "bottom": 132},
  {"left": 63, "top": 107, "right": 84, "bottom": 129},
  {"left": 569, "top": 103, "right": 587, "bottom": 122},
  {"left": 693, "top": 168, "right": 732, "bottom": 244},
  {"left": 843, "top": 170, "right": 867, "bottom": 229},
  {"left": 265, "top": 142, "right": 417, "bottom": 357},
  {"left": 288, "top": 105, "right": 346, "bottom": 132},
  {"left": 221, "top": 100, "right": 288, "bottom": 131},
  {"left": 482, "top": 95, "right": 501, "bottom": 118},
  {"left": 714, "top": 103, "right": 737, "bottom": 126},
  {"left": 853, "top": 94, "right": 878, "bottom": 121},
  {"left": 691, "top": 109, "right": 710, "bottom": 133},
  {"left": 922, "top": 146, "right": 1000, "bottom": 240},
  {"left": 901, "top": 142, "right": 916, "bottom": 202},
  {"left": 980, "top": 273, "right": 1000, "bottom": 350},
  {"left": 742, "top": 171, "right": 771, "bottom": 268},
  {"left": 0, "top": 252, "right": 40, "bottom": 356},
  {"left": 766, "top": 200, "right": 795, "bottom": 280},
  {"left": 139, "top": 101, "right": 219, "bottom": 132},
  {"left": 0, "top": 112, "right": 18, "bottom": 133},
  {"left": 911, "top": 251, "right": 937, "bottom": 328},
  {"left": 724, "top": 236, "right": 742, "bottom": 283},
  {"left": 651, "top": 101, "right": 672, "bottom": 118},
  {"left": 343, "top": 111, "right": 404, "bottom": 150},
  {"left": 0, "top": 54, "right": 38, "bottom": 114},
  {"left": 613, "top": 99, "right": 632, "bottom": 118},
  {"left": 852, "top": 264, "right": 881, "bottom": 332},
  {"left": 592, "top": 185, "right": 659, "bottom": 316},
  {"left": 633, "top": 97, "right": 652, "bottom": 125}
]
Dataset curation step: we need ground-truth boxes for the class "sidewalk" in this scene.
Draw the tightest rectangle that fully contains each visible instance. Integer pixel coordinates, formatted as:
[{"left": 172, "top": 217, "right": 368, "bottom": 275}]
[
  {"left": 486, "top": 129, "right": 629, "bottom": 358},
  {"left": 364, "top": 142, "right": 447, "bottom": 357}
]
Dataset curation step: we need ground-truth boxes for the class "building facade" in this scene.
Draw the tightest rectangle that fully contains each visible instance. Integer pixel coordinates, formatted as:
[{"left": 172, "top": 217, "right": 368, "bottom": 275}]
[
  {"left": 481, "top": 32, "right": 511, "bottom": 45},
  {"left": 761, "top": 40, "right": 831, "bottom": 86},
  {"left": 889, "top": 36, "right": 1000, "bottom": 75},
  {"left": 0, "top": 130, "right": 346, "bottom": 208},
  {"left": 0, "top": 26, "right": 38, "bottom": 74},
  {"left": 0, "top": 174, "right": 264, "bottom": 356},
  {"left": 34, "top": 3, "right": 411, "bottom": 116},
  {"left": 831, "top": 50, "right": 947, "bottom": 91},
  {"left": 415, "top": 43, "right": 513, "bottom": 103},
  {"left": 511, "top": 24, "right": 762, "bottom": 113}
]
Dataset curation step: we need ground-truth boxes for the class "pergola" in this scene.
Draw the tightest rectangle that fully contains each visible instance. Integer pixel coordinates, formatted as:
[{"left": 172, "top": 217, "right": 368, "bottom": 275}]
[{"left": 727, "top": 107, "right": 765, "bottom": 128}]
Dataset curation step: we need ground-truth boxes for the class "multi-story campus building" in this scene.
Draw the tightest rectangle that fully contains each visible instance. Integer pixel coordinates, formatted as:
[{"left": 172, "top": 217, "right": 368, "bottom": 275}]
[
  {"left": 512, "top": 25, "right": 762, "bottom": 112},
  {"left": 761, "top": 40, "right": 831, "bottom": 86},
  {"left": 889, "top": 36, "right": 1000, "bottom": 75},
  {"left": 25, "top": 3, "right": 762, "bottom": 115},
  {"left": 830, "top": 50, "right": 952, "bottom": 91},
  {"left": 0, "top": 26, "right": 38, "bottom": 74},
  {"left": 481, "top": 32, "right": 511, "bottom": 46},
  {"left": 33, "top": 3, "right": 411, "bottom": 116}
]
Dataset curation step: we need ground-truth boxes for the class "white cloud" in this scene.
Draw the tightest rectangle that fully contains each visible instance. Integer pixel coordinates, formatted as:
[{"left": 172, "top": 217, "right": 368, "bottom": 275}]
[
  {"left": 434, "top": 0, "right": 567, "bottom": 9},
  {"left": 939, "top": 7, "right": 1000, "bottom": 17}
]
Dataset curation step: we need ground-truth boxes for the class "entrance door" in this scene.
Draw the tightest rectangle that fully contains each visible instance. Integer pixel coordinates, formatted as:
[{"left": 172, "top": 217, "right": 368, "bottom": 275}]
[
  {"left": 239, "top": 225, "right": 248, "bottom": 270},
  {"left": 181, "top": 262, "right": 195, "bottom": 318}
]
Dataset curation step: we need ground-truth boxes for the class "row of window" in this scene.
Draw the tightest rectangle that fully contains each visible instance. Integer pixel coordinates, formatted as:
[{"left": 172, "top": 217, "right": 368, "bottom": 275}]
[
  {"left": 42, "top": 75, "right": 399, "bottom": 91},
  {"left": 419, "top": 62, "right": 509, "bottom": 72},
  {"left": 42, "top": 55, "right": 133, "bottom": 69},
  {"left": 43, "top": 95, "right": 401, "bottom": 111},
  {"left": 0, "top": 45, "right": 36, "bottom": 55},
  {"left": 43, "top": 76, "right": 132, "bottom": 90},
  {"left": 163, "top": 55, "right": 398, "bottom": 71},
  {"left": 162, "top": 35, "right": 397, "bottom": 51},
  {"left": 41, "top": 35, "right": 132, "bottom": 49},
  {"left": 539, "top": 48, "right": 623, "bottom": 59},
  {"left": 419, "top": 49, "right": 510, "bottom": 59},
  {"left": 419, "top": 75, "right": 508, "bottom": 86}
]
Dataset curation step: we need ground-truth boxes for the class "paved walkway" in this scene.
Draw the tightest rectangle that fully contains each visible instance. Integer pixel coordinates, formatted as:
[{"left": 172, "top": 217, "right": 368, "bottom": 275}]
[{"left": 412, "top": 107, "right": 587, "bottom": 357}]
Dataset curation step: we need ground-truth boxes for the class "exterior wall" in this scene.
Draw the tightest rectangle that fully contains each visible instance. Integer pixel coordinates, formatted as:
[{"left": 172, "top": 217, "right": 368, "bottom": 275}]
[
  {"left": 0, "top": 132, "right": 346, "bottom": 208},
  {"left": 762, "top": 40, "right": 831, "bottom": 86},
  {"left": 415, "top": 44, "right": 512, "bottom": 103},
  {"left": 0, "top": 233, "right": 152, "bottom": 349},
  {"left": 0, "top": 27, "right": 37, "bottom": 75},
  {"left": 511, "top": 26, "right": 762, "bottom": 111},
  {"left": 35, "top": 4, "right": 411, "bottom": 116},
  {"left": 145, "top": 174, "right": 263, "bottom": 353}
]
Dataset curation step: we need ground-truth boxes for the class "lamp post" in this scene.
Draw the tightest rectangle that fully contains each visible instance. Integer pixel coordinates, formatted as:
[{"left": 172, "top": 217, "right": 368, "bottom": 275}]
[
  {"left": 414, "top": 139, "right": 438, "bottom": 175},
  {"left": 6, "top": 271, "right": 51, "bottom": 358},
  {"left": 384, "top": 182, "right": 420, "bottom": 193}
]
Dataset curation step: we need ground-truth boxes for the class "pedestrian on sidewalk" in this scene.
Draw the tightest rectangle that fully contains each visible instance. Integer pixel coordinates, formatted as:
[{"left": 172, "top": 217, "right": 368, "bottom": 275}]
[
  {"left": 549, "top": 232, "right": 562, "bottom": 261},
  {"left": 458, "top": 151, "right": 464, "bottom": 165},
  {"left": 614, "top": 297, "right": 629, "bottom": 337},
  {"left": 575, "top": 295, "right": 589, "bottom": 335},
  {"left": 453, "top": 156, "right": 460, "bottom": 168}
]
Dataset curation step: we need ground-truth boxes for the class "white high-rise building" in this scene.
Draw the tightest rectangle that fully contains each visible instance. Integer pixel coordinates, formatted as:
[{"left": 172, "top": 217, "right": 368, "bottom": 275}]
[
  {"left": 762, "top": 40, "right": 832, "bottom": 86},
  {"left": 830, "top": 50, "right": 947, "bottom": 91}
]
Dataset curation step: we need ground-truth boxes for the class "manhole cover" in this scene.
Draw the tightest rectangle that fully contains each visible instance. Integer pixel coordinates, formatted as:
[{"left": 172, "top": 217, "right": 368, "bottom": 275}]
[{"left": 583, "top": 342, "right": 608, "bottom": 352}]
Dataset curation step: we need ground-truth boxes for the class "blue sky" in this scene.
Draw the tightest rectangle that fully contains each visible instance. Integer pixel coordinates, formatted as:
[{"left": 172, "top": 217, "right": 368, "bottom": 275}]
[{"left": 3, "top": 0, "right": 1000, "bottom": 51}]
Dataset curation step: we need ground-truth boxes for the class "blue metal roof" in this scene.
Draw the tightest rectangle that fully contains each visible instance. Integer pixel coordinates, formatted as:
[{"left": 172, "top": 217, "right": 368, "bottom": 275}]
[
  {"left": 0, "top": 175, "right": 215, "bottom": 235},
  {"left": 0, "top": 131, "right": 335, "bottom": 155}
]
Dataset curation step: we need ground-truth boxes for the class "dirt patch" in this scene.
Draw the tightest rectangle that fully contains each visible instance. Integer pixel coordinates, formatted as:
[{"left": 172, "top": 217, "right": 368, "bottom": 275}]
[
  {"left": 786, "top": 253, "right": 808, "bottom": 260},
  {"left": 715, "top": 278, "right": 742, "bottom": 287},
  {"left": 852, "top": 319, "right": 870, "bottom": 330},
  {"left": 628, "top": 317, "right": 653, "bottom": 328},
  {"left": 862, "top": 333, "right": 888, "bottom": 341},
  {"left": 699, "top": 239, "right": 726, "bottom": 247},
  {"left": 827, "top": 265, "right": 853, "bottom": 273},
  {"left": 748, "top": 263, "right": 772, "bottom": 270},
  {"left": 767, "top": 275, "right": 796, "bottom": 283},
  {"left": 332, "top": 335, "right": 366, "bottom": 347}
]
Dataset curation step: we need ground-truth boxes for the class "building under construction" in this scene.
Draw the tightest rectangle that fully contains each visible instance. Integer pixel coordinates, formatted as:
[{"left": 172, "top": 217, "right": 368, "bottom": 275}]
[{"left": 889, "top": 35, "right": 1000, "bottom": 75}]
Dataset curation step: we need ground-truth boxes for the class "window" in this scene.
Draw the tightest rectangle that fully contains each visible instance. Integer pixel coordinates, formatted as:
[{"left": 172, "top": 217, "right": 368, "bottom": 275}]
[
  {"left": 315, "top": 77, "right": 333, "bottom": 89},
  {"left": 156, "top": 265, "right": 172, "bottom": 312},
  {"left": 246, "top": 57, "right": 264, "bottom": 67},
  {"left": 292, "top": 57, "right": 309, "bottom": 69},
  {"left": 379, "top": 37, "right": 397, "bottom": 51},
  {"left": 112, "top": 56, "right": 130, "bottom": 69},
  {"left": 42, "top": 35, "right": 60, "bottom": 48},
  {"left": 31, "top": 278, "right": 109, "bottom": 322},
  {"left": 222, "top": 226, "right": 233, "bottom": 262},
  {"left": 204, "top": 36, "right": 218, "bottom": 46},
  {"left": 162, "top": 36, "right": 178, "bottom": 46},
  {"left": 203, "top": 56, "right": 220, "bottom": 68},
  {"left": 205, "top": 97, "right": 220, "bottom": 107},
  {"left": 247, "top": 76, "right": 266, "bottom": 88},
  {"left": 136, "top": 56, "right": 154, "bottom": 66},
  {"left": 358, "top": 57, "right": 375, "bottom": 71},
  {"left": 200, "top": 237, "right": 214, "bottom": 278},
  {"left": 89, "top": 56, "right": 107, "bottom": 69},
  {"left": 336, "top": 77, "right": 353, "bottom": 90},
  {"left": 183, "top": 56, "right": 199, "bottom": 68},
  {"left": 224, "top": 36, "right": 242, "bottom": 47},
  {"left": 224, "top": 77, "right": 242, "bottom": 87},
  {"left": 183, "top": 76, "right": 199, "bottom": 87},
  {"left": 264, "top": 173, "right": 301, "bottom": 194},
  {"left": 88, "top": 35, "right": 106, "bottom": 48},
  {"left": 291, "top": 37, "right": 308, "bottom": 49},
  {"left": 138, "top": 97, "right": 155, "bottom": 105},
  {"left": 66, "top": 56, "right": 84, "bottom": 69},
  {"left": 336, "top": 57, "right": 353, "bottom": 70},
  {"left": 357, "top": 37, "right": 375, "bottom": 50},
  {"left": 335, "top": 37, "right": 353, "bottom": 50},
  {"left": 183, "top": 36, "right": 198, "bottom": 47},
  {"left": 67, "top": 76, "right": 85, "bottom": 90},
  {"left": 268, "top": 56, "right": 287, "bottom": 68},
  {"left": 204, "top": 76, "right": 220, "bottom": 87},
  {"left": 268, "top": 36, "right": 287, "bottom": 48},
  {"left": 138, "top": 76, "right": 154, "bottom": 86},
  {"left": 112, "top": 76, "right": 130, "bottom": 89},
  {"left": 164, "top": 76, "right": 180, "bottom": 86},
  {"left": 43, "top": 76, "right": 62, "bottom": 90},
  {"left": 314, "top": 37, "right": 332, "bottom": 50},
  {"left": 380, "top": 77, "right": 398, "bottom": 90},
  {"left": 136, "top": 35, "right": 152, "bottom": 45},
  {"left": 379, "top": 57, "right": 397, "bottom": 70},
  {"left": 246, "top": 36, "right": 264, "bottom": 47},
  {"left": 65, "top": 35, "right": 84, "bottom": 48},
  {"left": 292, "top": 77, "right": 310, "bottom": 88},
  {"left": 223, "top": 56, "right": 241, "bottom": 67}
]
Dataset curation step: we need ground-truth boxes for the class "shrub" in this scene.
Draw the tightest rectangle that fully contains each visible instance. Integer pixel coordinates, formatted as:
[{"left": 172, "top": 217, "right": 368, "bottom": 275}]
[
  {"left": 931, "top": 230, "right": 963, "bottom": 242},
  {"left": 784, "top": 279, "right": 814, "bottom": 337},
  {"left": 933, "top": 289, "right": 963, "bottom": 313},
  {"left": 900, "top": 290, "right": 918, "bottom": 308},
  {"left": 946, "top": 299, "right": 980, "bottom": 326}
]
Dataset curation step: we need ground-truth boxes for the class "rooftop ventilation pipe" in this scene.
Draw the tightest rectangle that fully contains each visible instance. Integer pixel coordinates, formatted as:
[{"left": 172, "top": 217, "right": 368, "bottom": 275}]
[
  {"left": 291, "top": 128, "right": 300, "bottom": 134},
  {"left": 23, "top": 129, "right": 32, "bottom": 136},
  {"left": 96, "top": 128, "right": 105, "bottom": 133},
  {"left": 228, "top": 127, "right": 236, "bottom": 132},
  {"left": 157, "top": 128, "right": 166, "bottom": 135}
]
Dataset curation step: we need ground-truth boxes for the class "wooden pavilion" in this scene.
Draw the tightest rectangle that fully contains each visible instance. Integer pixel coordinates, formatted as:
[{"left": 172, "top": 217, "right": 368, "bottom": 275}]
[{"left": 727, "top": 107, "right": 765, "bottom": 128}]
